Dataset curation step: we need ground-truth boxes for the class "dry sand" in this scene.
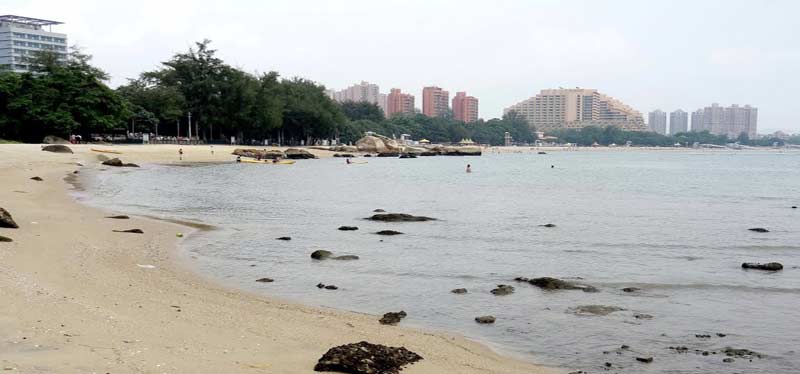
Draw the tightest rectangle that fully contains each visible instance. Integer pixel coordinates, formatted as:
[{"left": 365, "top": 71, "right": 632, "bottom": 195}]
[{"left": 0, "top": 144, "right": 557, "bottom": 374}]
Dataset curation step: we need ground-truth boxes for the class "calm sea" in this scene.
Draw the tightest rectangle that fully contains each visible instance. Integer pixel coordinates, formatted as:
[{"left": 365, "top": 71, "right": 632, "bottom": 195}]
[{"left": 82, "top": 150, "right": 800, "bottom": 373}]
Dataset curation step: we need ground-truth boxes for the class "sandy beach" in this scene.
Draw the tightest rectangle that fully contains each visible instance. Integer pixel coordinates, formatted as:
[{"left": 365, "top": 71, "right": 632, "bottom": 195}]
[{"left": 0, "top": 144, "right": 556, "bottom": 374}]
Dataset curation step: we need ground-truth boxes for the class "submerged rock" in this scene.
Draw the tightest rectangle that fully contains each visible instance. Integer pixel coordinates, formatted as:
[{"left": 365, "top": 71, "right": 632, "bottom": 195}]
[
  {"left": 255, "top": 278, "right": 274, "bottom": 283},
  {"left": 475, "top": 315, "right": 496, "bottom": 324},
  {"left": 338, "top": 226, "right": 359, "bottom": 231},
  {"left": 379, "top": 311, "right": 407, "bottom": 325},
  {"left": 314, "top": 341, "right": 422, "bottom": 374},
  {"left": 376, "top": 230, "right": 403, "bottom": 236},
  {"left": 0, "top": 207, "right": 19, "bottom": 228},
  {"left": 102, "top": 158, "right": 139, "bottom": 167},
  {"left": 633, "top": 313, "right": 653, "bottom": 320},
  {"left": 112, "top": 229, "right": 144, "bottom": 234},
  {"left": 742, "top": 262, "right": 783, "bottom": 271},
  {"left": 568, "top": 305, "right": 626, "bottom": 316},
  {"left": 41, "top": 144, "right": 73, "bottom": 153},
  {"left": 311, "top": 250, "right": 333, "bottom": 260},
  {"left": 333, "top": 255, "right": 360, "bottom": 261},
  {"left": 366, "top": 213, "right": 436, "bottom": 222},
  {"left": 748, "top": 227, "right": 769, "bottom": 233},
  {"left": 539, "top": 223, "right": 556, "bottom": 228},
  {"left": 490, "top": 284, "right": 515, "bottom": 296},
  {"left": 622, "top": 287, "right": 641, "bottom": 293},
  {"left": 635, "top": 357, "right": 653, "bottom": 363},
  {"left": 451, "top": 288, "right": 468, "bottom": 294},
  {"left": 373, "top": 209, "right": 386, "bottom": 213},
  {"left": 527, "top": 277, "right": 598, "bottom": 292},
  {"left": 276, "top": 236, "right": 292, "bottom": 241},
  {"left": 722, "top": 347, "right": 761, "bottom": 359}
]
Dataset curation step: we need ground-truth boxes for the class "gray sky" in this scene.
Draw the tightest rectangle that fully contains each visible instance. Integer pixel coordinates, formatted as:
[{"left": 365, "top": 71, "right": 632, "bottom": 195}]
[{"left": 8, "top": 0, "right": 800, "bottom": 133}]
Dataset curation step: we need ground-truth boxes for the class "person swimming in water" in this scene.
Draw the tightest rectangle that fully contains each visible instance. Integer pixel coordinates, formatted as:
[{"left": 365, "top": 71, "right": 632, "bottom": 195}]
[
  {"left": 466, "top": 164, "right": 472, "bottom": 173},
  {"left": 346, "top": 158, "right": 352, "bottom": 164}
]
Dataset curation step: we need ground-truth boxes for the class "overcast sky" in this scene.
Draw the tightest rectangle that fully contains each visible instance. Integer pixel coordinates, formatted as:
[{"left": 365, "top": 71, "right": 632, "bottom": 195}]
[{"left": 7, "top": 0, "right": 800, "bottom": 133}]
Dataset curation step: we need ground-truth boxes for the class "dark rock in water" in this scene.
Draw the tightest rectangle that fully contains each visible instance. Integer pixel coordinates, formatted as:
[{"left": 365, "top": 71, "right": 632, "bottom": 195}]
[
  {"left": 102, "top": 158, "right": 139, "bottom": 167},
  {"left": 716, "top": 333, "right": 727, "bottom": 337},
  {"left": 333, "top": 153, "right": 356, "bottom": 158},
  {"left": 622, "top": 287, "right": 641, "bottom": 293},
  {"left": 276, "top": 236, "right": 292, "bottom": 241},
  {"left": 620, "top": 345, "right": 630, "bottom": 350},
  {"left": 538, "top": 151, "right": 547, "bottom": 155},
  {"left": 742, "top": 262, "right": 783, "bottom": 271},
  {"left": 490, "top": 284, "right": 515, "bottom": 296},
  {"left": 635, "top": 357, "right": 653, "bottom": 363},
  {"left": 377, "top": 152, "right": 400, "bottom": 157},
  {"left": 451, "top": 288, "right": 468, "bottom": 294},
  {"left": 367, "top": 213, "right": 436, "bottom": 222},
  {"left": 376, "top": 230, "right": 403, "bottom": 236},
  {"left": 398, "top": 153, "right": 417, "bottom": 159},
  {"left": 311, "top": 250, "right": 333, "bottom": 260},
  {"left": 313, "top": 341, "right": 422, "bottom": 374},
  {"left": 633, "top": 313, "right": 653, "bottom": 320},
  {"left": 379, "top": 311, "right": 407, "bottom": 325},
  {"left": 73, "top": 170, "right": 79, "bottom": 174},
  {"left": 106, "top": 215, "right": 130, "bottom": 219},
  {"left": 255, "top": 278, "right": 274, "bottom": 283},
  {"left": 568, "top": 305, "right": 625, "bottom": 316},
  {"left": 0, "top": 208, "right": 20, "bottom": 229},
  {"left": 0, "top": 235, "right": 12, "bottom": 242},
  {"left": 748, "top": 227, "right": 769, "bottom": 233},
  {"left": 722, "top": 347, "right": 761, "bottom": 359},
  {"left": 792, "top": 206, "right": 797, "bottom": 209},
  {"left": 373, "top": 209, "right": 386, "bottom": 213},
  {"left": 317, "top": 283, "right": 325, "bottom": 288},
  {"left": 363, "top": 154, "right": 373, "bottom": 157},
  {"left": 333, "top": 255, "right": 360, "bottom": 261},
  {"left": 324, "top": 285, "right": 338, "bottom": 290},
  {"left": 338, "top": 226, "right": 359, "bottom": 231},
  {"left": 528, "top": 277, "right": 598, "bottom": 292},
  {"left": 284, "top": 148, "right": 317, "bottom": 159},
  {"left": 30, "top": 176, "right": 43, "bottom": 181},
  {"left": 41, "top": 144, "right": 73, "bottom": 153},
  {"left": 539, "top": 223, "right": 556, "bottom": 228},
  {"left": 113, "top": 229, "right": 144, "bottom": 234},
  {"left": 696, "top": 334, "right": 711, "bottom": 338},
  {"left": 723, "top": 358, "right": 735, "bottom": 363},
  {"left": 513, "top": 277, "right": 529, "bottom": 282},
  {"left": 475, "top": 315, "right": 496, "bottom": 324}
]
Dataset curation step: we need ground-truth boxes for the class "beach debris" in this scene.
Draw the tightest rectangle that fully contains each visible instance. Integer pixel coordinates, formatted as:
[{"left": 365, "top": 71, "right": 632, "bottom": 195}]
[
  {"left": 284, "top": 148, "right": 317, "bottom": 159},
  {"left": 30, "top": 176, "right": 43, "bottom": 181},
  {"left": 0, "top": 235, "right": 12, "bottom": 242},
  {"left": 176, "top": 232, "right": 184, "bottom": 238},
  {"left": 317, "top": 283, "right": 339, "bottom": 290},
  {"left": 41, "top": 144, "right": 73, "bottom": 153},
  {"left": 622, "top": 287, "right": 641, "bottom": 293},
  {"left": 451, "top": 288, "right": 468, "bottom": 294},
  {"left": 113, "top": 229, "right": 144, "bottom": 234},
  {"left": 338, "top": 226, "right": 359, "bottom": 231},
  {"left": 311, "top": 250, "right": 359, "bottom": 261},
  {"left": 539, "top": 223, "right": 556, "bottom": 228},
  {"left": 106, "top": 215, "right": 130, "bottom": 219},
  {"left": 475, "top": 315, "right": 496, "bottom": 324},
  {"left": 748, "top": 227, "right": 769, "bottom": 233},
  {"left": 366, "top": 213, "right": 436, "bottom": 222},
  {"left": 314, "top": 341, "right": 422, "bottom": 374},
  {"left": 379, "top": 311, "right": 407, "bottom": 325},
  {"left": 635, "top": 357, "right": 653, "bottom": 363},
  {"left": 373, "top": 209, "right": 386, "bottom": 213},
  {"left": 136, "top": 264, "right": 156, "bottom": 269},
  {"left": 0, "top": 208, "right": 19, "bottom": 229},
  {"left": 490, "top": 284, "right": 515, "bottom": 296},
  {"left": 255, "top": 278, "right": 274, "bottom": 283},
  {"left": 568, "top": 305, "right": 626, "bottom": 316},
  {"left": 517, "top": 277, "right": 598, "bottom": 292},
  {"left": 375, "top": 230, "right": 403, "bottom": 235},
  {"left": 276, "top": 236, "right": 292, "bottom": 241},
  {"left": 742, "top": 262, "right": 783, "bottom": 271},
  {"left": 102, "top": 158, "right": 140, "bottom": 167}
]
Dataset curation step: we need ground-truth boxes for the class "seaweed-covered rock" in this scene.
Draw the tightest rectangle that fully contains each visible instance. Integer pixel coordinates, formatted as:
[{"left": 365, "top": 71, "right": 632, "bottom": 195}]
[
  {"left": 490, "top": 284, "right": 515, "bottom": 296},
  {"left": 314, "top": 341, "right": 422, "bottom": 374},
  {"left": 379, "top": 311, "right": 407, "bottom": 325},
  {"left": 0, "top": 207, "right": 19, "bottom": 229},
  {"left": 475, "top": 315, "right": 496, "bottom": 324}
]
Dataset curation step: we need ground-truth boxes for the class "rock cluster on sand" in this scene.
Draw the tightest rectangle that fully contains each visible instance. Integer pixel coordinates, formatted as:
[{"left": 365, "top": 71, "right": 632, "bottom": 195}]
[
  {"left": 311, "top": 250, "right": 359, "bottom": 261},
  {"left": 490, "top": 284, "right": 515, "bottom": 296},
  {"left": 314, "top": 341, "right": 422, "bottom": 374},
  {"left": 41, "top": 144, "right": 73, "bottom": 153},
  {"left": 102, "top": 158, "right": 139, "bottom": 167},
  {"left": 0, "top": 207, "right": 19, "bottom": 228},
  {"left": 366, "top": 213, "right": 436, "bottom": 222},
  {"left": 475, "top": 315, "right": 496, "bottom": 324},
  {"left": 232, "top": 148, "right": 284, "bottom": 159},
  {"left": 515, "top": 276, "right": 598, "bottom": 292},
  {"left": 742, "top": 262, "right": 783, "bottom": 271},
  {"left": 379, "top": 311, "right": 407, "bottom": 325},
  {"left": 356, "top": 135, "right": 401, "bottom": 153}
]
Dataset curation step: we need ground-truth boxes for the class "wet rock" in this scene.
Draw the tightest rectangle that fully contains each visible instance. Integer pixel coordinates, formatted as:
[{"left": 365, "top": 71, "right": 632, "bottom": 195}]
[
  {"left": 568, "top": 305, "right": 625, "bottom": 316},
  {"left": 373, "top": 209, "right": 386, "bottom": 213},
  {"left": 284, "top": 148, "right": 317, "bottom": 159},
  {"left": 635, "top": 357, "right": 653, "bottom": 363},
  {"left": 539, "top": 223, "right": 556, "bottom": 228},
  {"left": 377, "top": 152, "right": 400, "bottom": 157},
  {"left": 620, "top": 345, "right": 630, "bottom": 350},
  {"left": 475, "top": 315, "right": 496, "bottom": 324},
  {"left": 604, "top": 362, "right": 612, "bottom": 368},
  {"left": 102, "top": 158, "right": 139, "bottom": 167},
  {"left": 0, "top": 207, "right": 19, "bottom": 228},
  {"left": 73, "top": 170, "right": 79, "bottom": 174},
  {"left": 276, "top": 236, "right": 292, "bottom": 241},
  {"left": 325, "top": 285, "right": 338, "bottom": 290},
  {"left": 695, "top": 334, "right": 711, "bottom": 339},
  {"left": 716, "top": 333, "right": 727, "bottom": 337},
  {"left": 723, "top": 358, "right": 735, "bottom": 363},
  {"left": 792, "top": 206, "right": 798, "bottom": 209},
  {"left": 622, "top": 287, "right": 641, "bottom": 293},
  {"left": 333, "top": 255, "right": 360, "bottom": 261},
  {"left": 748, "top": 227, "right": 769, "bottom": 233},
  {"left": 41, "top": 144, "right": 73, "bottom": 153},
  {"left": 451, "top": 288, "right": 468, "bottom": 294},
  {"left": 333, "top": 153, "right": 356, "bottom": 158},
  {"left": 513, "top": 277, "right": 529, "bottom": 282},
  {"left": 633, "top": 313, "right": 653, "bottom": 320},
  {"left": 366, "top": 213, "right": 436, "bottom": 222},
  {"left": 669, "top": 346, "right": 689, "bottom": 353},
  {"left": 490, "top": 284, "right": 515, "bottom": 296},
  {"left": 30, "top": 176, "right": 43, "bottom": 181},
  {"left": 379, "top": 311, "right": 407, "bottom": 325},
  {"left": 722, "top": 347, "right": 761, "bottom": 358},
  {"left": 527, "top": 277, "right": 598, "bottom": 292},
  {"left": 106, "top": 215, "right": 130, "bottom": 219},
  {"left": 112, "top": 229, "right": 144, "bottom": 234},
  {"left": 311, "top": 250, "right": 333, "bottom": 260},
  {"left": 338, "top": 226, "right": 359, "bottom": 231},
  {"left": 376, "top": 230, "right": 403, "bottom": 236},
  {"left": 0, "top": 235, "right": 12, "bottom": 242},
  {"left": 742, "top": 262, "right": 783, "bottom": 271},
  {"left": 255, "top": 278, "right": 274, "bottom": 283},
  {"left": 313, "top": 341, "right": 422, "bottom": 374},
  {"left": 232, "top": 148, "right": 285, "bottom": 159}
]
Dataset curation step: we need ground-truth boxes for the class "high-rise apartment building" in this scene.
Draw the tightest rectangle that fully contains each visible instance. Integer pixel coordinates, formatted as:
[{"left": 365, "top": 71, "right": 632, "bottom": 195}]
[
  {"left": 503, "top": 88, "right": 647, "bottom": 131},
  {"left": 386, "top": 88, "right": 415, "bottom": 117},
  {"left": 648, "top": 110, "right": 667, "bottom": 135},
  {"left": 0, "top": 15, "right": 68, "bottom": 73},
  {"left": 669, "top": 109, "right": 688, "bottom": 134},
  {"left": 422, "top": 86, "right": 449, "bottom": 118},
  {"left": 452, "top": 91, "right": 478, "bottom": 123},
  {"left": 692, "top": 103, "right": 757, "bottom": 138},
  {"left": 328, "top": 81, "right": 380, "bottom": 104}
]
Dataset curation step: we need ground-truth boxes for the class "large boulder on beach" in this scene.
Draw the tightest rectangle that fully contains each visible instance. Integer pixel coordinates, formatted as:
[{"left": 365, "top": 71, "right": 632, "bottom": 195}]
[
  {"left": 231, "top": 148, "right": 285, "bottom": 159},
  {"left": 0, "top": 208, "right": 19, "bottom": 229},
  {"left": 314, "top": 341, "right": 422, "bottom": 374},
  {"left": 438, "top": 146, "right": 482, "bottom": 156},
  {"left": 102, "top": 158, "right": 139, "bottom": 167},
  {"left": 330, "top": 145, "right": 359, "bottom": 153},
  {"left": 356, "top": 135, "right": 400, "bottom": 153},
  {"left": 41, "top": 144, "right": 73, "bottom": 153},
  {"left": 43, "top": 135, "right": 70, "bottom": 144},
  {"left": 367, "top": 213, "right": 436, "bottom": 222},
  {"left": 284, "top": 148, "right": 317, "bottom": 159},
  {"left": 742, "top": 262, "right": 783, "bottom": 271},
  {"left": 522, "top": 277, "right": 598, "bottom": 292}
]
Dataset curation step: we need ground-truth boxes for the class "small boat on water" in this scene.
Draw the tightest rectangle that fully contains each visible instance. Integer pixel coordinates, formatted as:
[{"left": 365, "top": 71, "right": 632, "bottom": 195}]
[
  {"left": 240, "top": 158, "right": 296, "bottom": 165},
  {"left": 91, "top": 148, "right": 122, "bottom": 154}
]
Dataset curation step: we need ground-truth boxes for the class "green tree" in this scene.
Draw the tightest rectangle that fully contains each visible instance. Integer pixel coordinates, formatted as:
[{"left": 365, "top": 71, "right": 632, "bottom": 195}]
[{"left": 340, "top": 101, "right": 385, "bottom": 122}]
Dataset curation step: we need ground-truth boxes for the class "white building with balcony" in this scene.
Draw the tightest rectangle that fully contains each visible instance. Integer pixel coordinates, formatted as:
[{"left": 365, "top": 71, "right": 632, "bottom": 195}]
[{"left": 0, "top": 15, "right": 68, "bottom": 73}]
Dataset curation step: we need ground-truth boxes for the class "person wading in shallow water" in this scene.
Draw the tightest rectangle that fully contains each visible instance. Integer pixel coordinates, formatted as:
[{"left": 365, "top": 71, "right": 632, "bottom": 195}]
[
  {"left": 466, "top": 164, "right": 472, "bottom": 173},
  {"left": 179, "top": 148, "right": 184, "bottom": 161}
]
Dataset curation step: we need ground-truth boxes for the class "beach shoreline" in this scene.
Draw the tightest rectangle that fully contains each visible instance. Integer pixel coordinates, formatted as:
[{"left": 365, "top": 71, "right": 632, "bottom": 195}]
[{"left": 0, "top": 144, "right": 558, "bottom": 374}]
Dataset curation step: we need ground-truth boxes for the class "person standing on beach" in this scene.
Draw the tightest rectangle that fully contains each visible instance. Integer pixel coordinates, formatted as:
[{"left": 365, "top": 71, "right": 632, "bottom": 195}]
[
  {"left": 466, "top": 164, "right": 472, "bottom": 173},
  {"left": 179, "top": 148, "right": 183, "bottom": 161}
]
